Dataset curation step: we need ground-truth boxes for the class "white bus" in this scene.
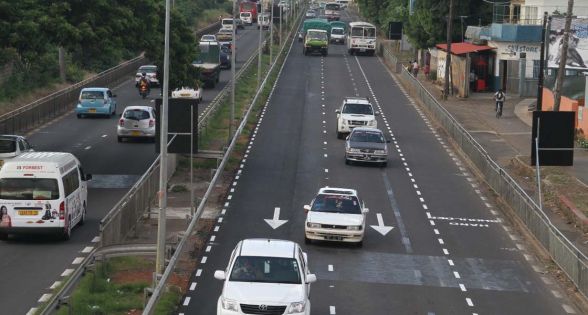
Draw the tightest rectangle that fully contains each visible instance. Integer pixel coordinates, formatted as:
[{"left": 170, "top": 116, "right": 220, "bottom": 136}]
[
  {"left": 347, "top": 21, "right": 377, "bottom": 56},
  {"left": 324, "top": 2, "right": 341, "bottom": 21},
  {"left": 0, "top": 152, "right": 91, "bottom": 240}
]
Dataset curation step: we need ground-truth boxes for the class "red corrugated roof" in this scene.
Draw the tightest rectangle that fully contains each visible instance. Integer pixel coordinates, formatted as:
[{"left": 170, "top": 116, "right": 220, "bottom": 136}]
[{"left": 436, "top": 42, "right": 494, "bottom": 55}]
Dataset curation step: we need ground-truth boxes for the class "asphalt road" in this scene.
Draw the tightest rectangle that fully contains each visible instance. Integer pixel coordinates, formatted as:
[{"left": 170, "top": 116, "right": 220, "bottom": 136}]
[
  {"left": 0, "top": 24, "right": 264, "bottom": 315},
  {"left": 177, "top": 13, "right": 580, "bottom": 315}
]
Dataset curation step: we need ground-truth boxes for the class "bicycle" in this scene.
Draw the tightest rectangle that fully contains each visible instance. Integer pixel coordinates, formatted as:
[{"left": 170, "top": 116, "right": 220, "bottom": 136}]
[{"left": 495, "top": 101, "right": 503, "bottom": 118}]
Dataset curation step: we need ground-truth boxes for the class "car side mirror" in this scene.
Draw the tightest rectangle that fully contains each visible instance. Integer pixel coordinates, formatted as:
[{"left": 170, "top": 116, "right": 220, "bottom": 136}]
[
  {"left": 303, "top": 205, "right": 311, "bottom": 213},
  {"left": 214, "top": 270, "right": 226, "bottom": 280},
  {"left": 363, "top": 207, "right": 369, "bottom": 213},
  {"left": 82, "top": 174, "right": 92, "bottom": 181},
  {"left": 306, "top": 274, "right": 317, "bottom": 284},
  {"left": 335, "top": 109, "right": 340, "bottom": 113}
]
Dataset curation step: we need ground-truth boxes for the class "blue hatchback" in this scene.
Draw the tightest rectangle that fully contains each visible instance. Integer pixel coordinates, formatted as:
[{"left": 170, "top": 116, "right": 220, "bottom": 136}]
[{"left": 75, "top": 87, "right": 117, "bottom": 118}]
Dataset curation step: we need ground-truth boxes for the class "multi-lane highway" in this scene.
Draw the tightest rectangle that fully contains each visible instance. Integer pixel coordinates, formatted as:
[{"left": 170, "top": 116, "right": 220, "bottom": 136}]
[
  {"left": 176, "top": 11, "right": 580, "bottom": 315},
  {"left": 0, "top": 25, "right": 264, "bottom": 315}
]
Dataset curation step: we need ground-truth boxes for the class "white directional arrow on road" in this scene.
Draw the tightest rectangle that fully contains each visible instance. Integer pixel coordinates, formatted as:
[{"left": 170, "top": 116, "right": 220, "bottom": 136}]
[
  {"left": 264, "top": 207, "right": 288, "bottom": 229},
  {"left": 370, "top": 213, "right": 394, "bottom": 236}
]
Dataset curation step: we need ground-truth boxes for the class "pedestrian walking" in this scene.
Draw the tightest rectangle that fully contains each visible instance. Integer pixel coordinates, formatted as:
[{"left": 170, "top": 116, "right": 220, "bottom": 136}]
[
  {"left": 494, "top": 89, "right": 505, "bottom": 118},
  {"left": 412, "top": 60, "right": 419, "bottom": 77},
  {"left": 407, "top": 61, "right": 413, "bottom": 74}
]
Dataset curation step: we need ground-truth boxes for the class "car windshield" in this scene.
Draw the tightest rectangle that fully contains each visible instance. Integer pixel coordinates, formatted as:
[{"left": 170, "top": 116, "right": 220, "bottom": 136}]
[
  {"left": 222, "top": 19, "right": 233, "bottom": 25},
  {"left": 201, "top": 35, "right": 215, "bottom": 41},
  {"left": 350, "top": 130, "right": 385, "bottom": 143},
  {"left": 331, "top": 28, "right": 344, "bottom": 35},
  {"left": 311, "top": 194, "right": 361, "bottom": 214},
  {"left": 342, "top": 103, "right": 373, "bottom": 114},
  {"left": 229, "top": 256, "right": 301, "bottom": 284},
  {"left": 124, "top": 109, "right": 150, "bottom": 120},
  {"left": 241, "top": 13, "right": 251, "bottom": 17},
  {"left": 139, "top": 66, "right": 156, "bottom": 73},
  {"left": 0, "top": 178, "right": 60, "bottom": 200},
  {"left": 308, "top": 32, "right": 327, "bottom": 40},
  {"left": 80, "top": 91, "right": 104, "bottom": 99},
  {"left": 0, "top": 139, "right": 16, "bottom": 153}
]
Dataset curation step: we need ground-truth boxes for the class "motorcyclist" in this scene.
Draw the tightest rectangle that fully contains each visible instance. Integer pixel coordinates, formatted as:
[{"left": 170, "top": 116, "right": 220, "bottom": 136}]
[{"left": 138, "top": 72, "right": 150, "bottom": 93}]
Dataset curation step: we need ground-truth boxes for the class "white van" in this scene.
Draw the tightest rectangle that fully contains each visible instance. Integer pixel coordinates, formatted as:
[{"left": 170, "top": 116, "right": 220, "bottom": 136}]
[{"left": 0, "top": 152, "right": 92, "bottom": 240}]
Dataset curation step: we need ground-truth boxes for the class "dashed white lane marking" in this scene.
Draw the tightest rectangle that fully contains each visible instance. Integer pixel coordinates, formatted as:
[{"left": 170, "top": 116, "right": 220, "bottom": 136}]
[
  {"left": 330, "top": 306, "right": 336, "bottom": 314},
  {"left": 38, "top": 293, "right": 52, "bottom": 303},
  {"left": 91, "top": 236, "right": 101, "bottom": 243},
  {"left": 438, "top": 238, "right": 444, "bottom": 245},
  {"left": 50, "top": 281, "right": 62, "bottom": 289},
  {"left": 26, "top": 308, "right": 38, "bottom": 315},
  {"left": 459, "top": 283, "right": 467, "bottom": 292},
  {"left": 189, "top": 282, "right": 197, "bottom": 291},
  {"left": 201, "top": 256, "right": 207, "bottom": 264},
  {"left": 61, "top": 269, "right": 74, "bottom": 277},
  {"left": 442, "top": 248, "right": 449, "bottom": 255},
  {"left": 101, "top": 134, "right": 107, "bottom": 138},
  {"left": 196, "top": 269, "right": 203, "bottom": 277},
  {"left": 72, "top": 257, "right": 84, "bottom": 265},
  {"left": 82, "top": 246, "right": 93, "bottom": 253},
  {"left": 541, "top": 276, "right": 553, "bottom": 285},
  {"left": 221, "top": 209, "right": 226, "bottom": 215},
  {"left": 562, "top": 304, "right": 576, "bottom": 314},
  {"left": 466, "top": 298, "right": 474, "bottom": 307},
  {"left": 218, "top": 217, "right": 223, "bottom": 223},
  {"left": 84, "top": 146, "right": 91, "bottom": 150},
  {"left": 183, "top": 297, "right": 191, "bottom": 306},
  {"left": 214, "top": 226, "right": 220, "bottom": 232},
  {"left": 210, "top": 235, "right": 216, "bottom": 242},
  {"left": 453, "top": 271, "right": 461, "bottom": 279},
  {"left": 325, "top": 169, "right": 329, "bottom": 173},
  {"left": 328, "top": 264, "right": 334, "bottom": 272},
  {"left": 433, "top": 229, "right": 440, "bottom": 235},
  {"left": 206, "top": 246, "right": 212, "bottom": 252}
]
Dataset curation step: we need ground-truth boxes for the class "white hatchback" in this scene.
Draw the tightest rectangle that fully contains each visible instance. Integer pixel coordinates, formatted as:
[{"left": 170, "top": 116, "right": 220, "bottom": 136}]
[
  {"left": 117, "top": 106, "right": 156, "bottom": 142},
  {"left": 214, "top": 239, "right": 316, "bottom": 315},
  {"left": 304, "top": 187, "right": 369, "bottom": 246}
]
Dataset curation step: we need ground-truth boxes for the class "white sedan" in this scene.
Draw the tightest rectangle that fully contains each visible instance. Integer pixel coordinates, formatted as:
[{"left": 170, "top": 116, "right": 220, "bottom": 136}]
[{"left": 171, "top": 86, "right": 203, "bottom": 102}]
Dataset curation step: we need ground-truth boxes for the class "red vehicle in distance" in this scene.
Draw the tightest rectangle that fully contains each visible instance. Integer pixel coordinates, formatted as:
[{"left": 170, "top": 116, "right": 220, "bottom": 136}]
[{"left": 239, "top": 1, "right": 259, "bottom": 23}]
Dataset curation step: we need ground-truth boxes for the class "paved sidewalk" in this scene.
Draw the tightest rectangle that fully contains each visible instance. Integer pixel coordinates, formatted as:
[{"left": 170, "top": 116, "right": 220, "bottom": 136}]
[{"left": 416, "top": 77, "right": 588, "bottom": 186}]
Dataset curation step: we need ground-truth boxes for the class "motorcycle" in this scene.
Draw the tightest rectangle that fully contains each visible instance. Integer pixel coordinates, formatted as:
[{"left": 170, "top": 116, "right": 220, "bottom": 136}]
[{"left": 139, "top": 83, "right": 149, "bottom": 99}]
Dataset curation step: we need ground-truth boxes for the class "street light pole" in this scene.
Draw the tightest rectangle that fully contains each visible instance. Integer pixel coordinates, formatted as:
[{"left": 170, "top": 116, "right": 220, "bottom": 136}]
[
  {"left": 443, "top": 0, "right": 454, "bottom": 99},
  {"left": 270, "top": 4, "right": 274, "bottom": 64},
  {"left": 229, "top": 0, "right": 237, "bottom": 140},
  {"left": 258, "top": 0, "right": 264, "bottom": 89},
  {"left": 155, "top": 0, "right": 171, "bottom": 278},
  {"left": 280, "top": 6, "right": 283, "bottom": 47}
]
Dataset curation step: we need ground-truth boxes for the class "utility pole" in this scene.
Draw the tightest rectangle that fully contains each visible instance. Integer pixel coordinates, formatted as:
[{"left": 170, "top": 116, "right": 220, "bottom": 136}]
[
  {"left": 459, "top": 16, "right": 468, "bottom": 42},
  {"left": 229, "top": 0, "right": 237, "bottom": 140},
  {"left": 258, "top": 0, "right": 264, "bottom": 89},
  {"left": 280, "top": 6, "right": 283, "bottom": 47},
  {"left": 553, "top": 0, "right": 574, "bottom": 112},
  {"left": 155, "top": 0, "right": 171, "bottom": 278},
  {"left": 443, "top": 0, "right": 454, "bottom": 99},
  {"left": 536, "top": 12, "right": 549, "bottom": 111}
]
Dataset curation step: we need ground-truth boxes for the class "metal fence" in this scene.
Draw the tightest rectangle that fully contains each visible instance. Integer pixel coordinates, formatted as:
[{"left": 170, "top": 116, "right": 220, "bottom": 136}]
[{"left": 381, "top": 46, "right": 588, "bottom": 299}]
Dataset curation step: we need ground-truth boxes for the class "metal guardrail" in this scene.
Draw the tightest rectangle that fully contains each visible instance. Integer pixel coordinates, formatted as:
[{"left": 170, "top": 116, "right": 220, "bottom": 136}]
[
  {"left": 380, "top": 46, "right": 588, "bottom": 299},
  {"left": 142, "top": 9, "right": 305, "bottom": 314}
]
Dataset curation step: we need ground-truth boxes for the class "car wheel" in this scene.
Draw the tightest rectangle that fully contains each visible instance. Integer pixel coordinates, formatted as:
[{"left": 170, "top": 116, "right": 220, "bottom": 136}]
[
  {"left": 304, "top": 236, "right": 311, "bottom": 245},
  {"left": 63, "top": 216, "right": 72, "bottom": 241},
  {"left": 345, "top": 158, "right": 350, "bottom": 165},
  {"left": 79, "top": 204, "right": 87, "bottom": 226},
  {"left": 117, "top": 136, "right": 123, "bottom": 142}
]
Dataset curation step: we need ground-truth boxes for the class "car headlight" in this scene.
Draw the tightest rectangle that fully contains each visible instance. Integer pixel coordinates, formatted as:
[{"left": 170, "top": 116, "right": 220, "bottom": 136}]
[
  {"left": 342, "top": 119, "right": 348, "bottom": 125},
  {"left": 369, "top": 120, "right": 377, "bottom": 126},
  {"left": 347, "top": 148, "right": 360, "bottom": 153},
  {"left": 374, "top": 150, "right": 386, "bottom": 154},
  {"left": 76, "top": 103, "right": 82, "bottom": 108},
  {"left": 347, "top": 225, "right": 362, "bottom": 231},
  {"left": 221, "top": 297, "right": 239, "bottom": 311},
  {"left": 306, "top": 222, "right": 320, "bottom": 228},
  {"left": 288, "top": 301, "right": 306, "bottom": 313}
]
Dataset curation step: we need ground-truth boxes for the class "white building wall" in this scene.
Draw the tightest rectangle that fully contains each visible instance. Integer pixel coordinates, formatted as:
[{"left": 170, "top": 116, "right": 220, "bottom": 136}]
[{"left": 522, "top": 0, "right": 588, "bottom": 19}]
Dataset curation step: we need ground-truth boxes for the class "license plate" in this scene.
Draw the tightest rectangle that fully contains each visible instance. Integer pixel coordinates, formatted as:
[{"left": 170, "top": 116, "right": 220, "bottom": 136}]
[
  {"left": 18, "top": 210, "right": 39, "bottom": 216},
  {"left": 360, "top": 48, "right": 366, "bottom": 52},
  {"left": 180, "top": 93, "right": 191, "bottom": 97},
  {"left": 131, "top": 131, "right": 141, "bottom": 136},
  {"left": 88, "top": 108, "right": 97, "bottom": 113},
  {"left": 324, "top": 235, "right": 343, "bottom": 241}
]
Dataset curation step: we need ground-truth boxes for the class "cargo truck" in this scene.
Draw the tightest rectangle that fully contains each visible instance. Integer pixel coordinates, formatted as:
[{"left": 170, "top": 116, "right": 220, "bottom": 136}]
[{"left": 304, "top": 29, "right": 329, "bottom": 56}]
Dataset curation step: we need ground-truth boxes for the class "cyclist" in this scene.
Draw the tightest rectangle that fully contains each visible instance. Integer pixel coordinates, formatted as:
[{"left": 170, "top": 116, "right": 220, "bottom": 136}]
[{"left": 494, "top": 89, "right": 505, "bottom": 118}]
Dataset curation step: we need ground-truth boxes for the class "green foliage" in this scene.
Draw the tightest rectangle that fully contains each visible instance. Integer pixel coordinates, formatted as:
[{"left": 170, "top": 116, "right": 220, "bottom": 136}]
[{"left": 356, "top": 0, "right": 493, "bottom": 49}]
